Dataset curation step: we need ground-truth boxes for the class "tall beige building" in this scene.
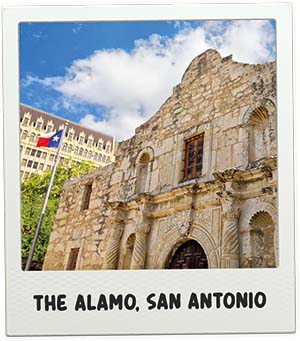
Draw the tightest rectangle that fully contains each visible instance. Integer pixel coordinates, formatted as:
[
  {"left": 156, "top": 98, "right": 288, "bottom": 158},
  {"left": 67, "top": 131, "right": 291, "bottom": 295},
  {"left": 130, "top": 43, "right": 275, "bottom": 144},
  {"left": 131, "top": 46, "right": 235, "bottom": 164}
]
[
  {"left": 20, "top": 104, "right": 115, "bottom": 181},
  {"left": 43, "top": 50, "right": 278, "bottom": 271}
]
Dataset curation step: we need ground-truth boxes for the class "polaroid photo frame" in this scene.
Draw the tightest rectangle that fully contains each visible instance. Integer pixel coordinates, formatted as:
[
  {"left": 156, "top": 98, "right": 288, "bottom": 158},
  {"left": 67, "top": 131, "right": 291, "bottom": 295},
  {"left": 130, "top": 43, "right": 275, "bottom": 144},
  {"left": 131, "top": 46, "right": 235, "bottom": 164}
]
[{"left": 2, "top": 2, "right": 295, "bottom": 336}]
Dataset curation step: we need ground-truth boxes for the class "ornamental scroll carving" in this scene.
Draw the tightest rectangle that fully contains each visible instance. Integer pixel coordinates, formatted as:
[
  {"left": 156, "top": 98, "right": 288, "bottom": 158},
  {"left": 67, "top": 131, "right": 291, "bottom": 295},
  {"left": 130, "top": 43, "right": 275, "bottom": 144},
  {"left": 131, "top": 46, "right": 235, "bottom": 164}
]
[
  {"left": 157, "top": 210, "right": 191, "bottom": 237},
  {"left": 193, "top": 209, "right": 212, "bottom": 232}
]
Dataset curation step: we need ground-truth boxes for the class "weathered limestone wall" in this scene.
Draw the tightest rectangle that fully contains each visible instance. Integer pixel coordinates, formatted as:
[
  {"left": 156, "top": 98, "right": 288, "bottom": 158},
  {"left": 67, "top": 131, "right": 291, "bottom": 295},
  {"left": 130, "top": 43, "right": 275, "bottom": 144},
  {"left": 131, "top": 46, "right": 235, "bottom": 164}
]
[
  {"left": 43, "top": 49, "right": 277, "bottom": 270},
  {"left": 43, "top": 165, "right": 114, "bottom": 270}
]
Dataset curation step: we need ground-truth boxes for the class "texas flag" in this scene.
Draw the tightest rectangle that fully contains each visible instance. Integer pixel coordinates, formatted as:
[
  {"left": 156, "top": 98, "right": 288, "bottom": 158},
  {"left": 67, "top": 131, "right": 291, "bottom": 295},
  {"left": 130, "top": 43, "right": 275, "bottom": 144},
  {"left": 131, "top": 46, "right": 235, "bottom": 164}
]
[{"left": 36, "top": 130, "right": 63, "bottom": 148}]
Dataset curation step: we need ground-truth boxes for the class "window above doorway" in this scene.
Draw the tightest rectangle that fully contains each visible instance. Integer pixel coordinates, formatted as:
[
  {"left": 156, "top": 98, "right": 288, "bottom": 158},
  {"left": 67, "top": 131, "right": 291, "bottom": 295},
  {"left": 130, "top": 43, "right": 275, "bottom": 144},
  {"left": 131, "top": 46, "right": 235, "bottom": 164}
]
[{"left": 183, "top": 133, "right": 204, "bottom": 180}]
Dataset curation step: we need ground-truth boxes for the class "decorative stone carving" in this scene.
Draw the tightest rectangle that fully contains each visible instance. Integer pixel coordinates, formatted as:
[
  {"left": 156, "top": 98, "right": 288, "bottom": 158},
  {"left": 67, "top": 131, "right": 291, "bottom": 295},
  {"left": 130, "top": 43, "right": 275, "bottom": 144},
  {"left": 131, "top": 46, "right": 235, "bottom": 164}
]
[
  {"left": 193, "top": 209, "right": 212, "bottom": 232},
  {"left": 102, "top": 224, "right": 124, "bottom": 270},
  {"left": 130, "top": 229, "right": 148, "bottom": 269},
  {"left": 157, "top": 210, "right": 191, "bottom": 236},
  {"left": 217, "top": 190, "right": 240, "bottom": 268}
]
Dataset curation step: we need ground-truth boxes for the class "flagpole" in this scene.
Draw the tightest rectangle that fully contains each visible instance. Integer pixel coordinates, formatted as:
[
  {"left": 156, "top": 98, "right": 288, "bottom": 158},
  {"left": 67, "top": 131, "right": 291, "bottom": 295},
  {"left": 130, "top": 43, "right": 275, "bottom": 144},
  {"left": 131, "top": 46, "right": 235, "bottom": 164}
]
[{"left": 25, "top": 121, "right": 68, "bottom": 271}]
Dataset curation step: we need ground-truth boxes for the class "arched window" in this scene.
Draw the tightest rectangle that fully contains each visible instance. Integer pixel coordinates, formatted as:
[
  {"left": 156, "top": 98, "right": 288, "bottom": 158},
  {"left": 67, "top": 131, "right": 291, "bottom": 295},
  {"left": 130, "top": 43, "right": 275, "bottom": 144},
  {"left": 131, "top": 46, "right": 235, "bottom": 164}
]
[
  {"left": 36, "top": 120, "right": 43, "bottom": 130},
  {"left": 79, "top": 148, "right": 83, "bottom": 156},
  {"left": 135, "top": 152, "right": 151, "bottom": 194},
  {"left": 249, "top": 106, "right": 269, "bottom": 162},
  {"left": 249, "top": 211, "right": 275, "bottom": 268},
  {"left": 79, "top": 135, "right": 84, "bottom": 144},
  {"left": 21, "top": 130, "right": 28, "bottom": 140},
  {"left": 29, "top": 133, "right": 35, "bottom": 143},
  {"left": 98, "top": 153, "right": 102, "bottom": 162},
  {"left": 102, "top": 155, "right": 106, "bottom": 163},
  {"left": 123, "top": 234, "right": 136, "bottom": 269},
  {"left": 23, "top": 117, "right": 29, "bottom": 125},
  {"left": 94, "top": 152, "right": 98, "bottom": 161}
]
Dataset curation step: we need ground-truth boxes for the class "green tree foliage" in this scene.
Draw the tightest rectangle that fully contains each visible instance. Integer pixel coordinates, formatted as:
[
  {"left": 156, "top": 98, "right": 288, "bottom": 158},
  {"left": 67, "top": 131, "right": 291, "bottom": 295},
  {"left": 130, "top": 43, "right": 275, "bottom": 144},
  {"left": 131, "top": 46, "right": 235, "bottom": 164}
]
[{"left": 21, "top": 160, "right": 95, "bottom": 270}]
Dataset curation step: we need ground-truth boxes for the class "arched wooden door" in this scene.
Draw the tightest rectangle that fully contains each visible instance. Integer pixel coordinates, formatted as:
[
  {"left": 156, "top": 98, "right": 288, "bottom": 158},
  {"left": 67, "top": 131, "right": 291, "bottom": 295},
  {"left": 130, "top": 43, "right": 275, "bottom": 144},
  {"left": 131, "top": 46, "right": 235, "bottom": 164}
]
[{"left": 166, "top": 240, "right": 208, "bottom": 269}]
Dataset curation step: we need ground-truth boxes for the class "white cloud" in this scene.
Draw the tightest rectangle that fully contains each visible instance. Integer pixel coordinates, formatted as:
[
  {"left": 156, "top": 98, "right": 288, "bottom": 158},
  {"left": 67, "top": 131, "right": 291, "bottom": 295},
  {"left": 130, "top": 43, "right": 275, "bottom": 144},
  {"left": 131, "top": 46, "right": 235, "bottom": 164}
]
[
  {"left": 72, "top": 23, "right": 83, "bottom": 34},
  {"left": 26, "top": 20, "right": 275, "bottom": 141}
]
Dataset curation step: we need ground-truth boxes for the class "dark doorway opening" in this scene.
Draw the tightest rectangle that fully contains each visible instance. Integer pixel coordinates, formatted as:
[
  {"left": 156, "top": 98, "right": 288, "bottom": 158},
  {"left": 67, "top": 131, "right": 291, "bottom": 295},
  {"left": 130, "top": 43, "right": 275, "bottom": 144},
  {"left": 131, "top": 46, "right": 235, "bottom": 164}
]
[{"left": 166, "top": 240, "right": 208, "bottom": 269}]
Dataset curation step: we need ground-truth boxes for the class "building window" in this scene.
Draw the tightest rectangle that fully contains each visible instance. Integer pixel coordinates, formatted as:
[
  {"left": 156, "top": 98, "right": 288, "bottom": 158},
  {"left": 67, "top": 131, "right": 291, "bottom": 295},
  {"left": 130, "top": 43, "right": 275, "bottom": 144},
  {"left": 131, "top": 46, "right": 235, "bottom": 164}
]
[
  {"left": 21, "top": 159, "right": 27, "bottom": 166},
  {"left": 42, "top": 152, "right": 47, "bottom": 159},
  {"left": 30, "top": 149, "right": 36, "bottom": 157},
  {"left": 49, "top": 154, "right": 55, "bottom": 161},
  {"left": 74, "top": 147, "right": 79, "bottom": 155},
  {"left": 21, "top": 130, "right": 28, "bottom": 140},
  {"left": 36, "top": 121, "right": 42, "bottom": 130},
  {"left": 29, "top": 133, "right": 36, "bottom": 143},
  {"left": 102, "top": 155, "right": 106, "bottom": 163},
  {"left": 68, "top": 145, "right": 73, "bottom": 153},
  {"left": 81, "top": 183, "right": 92, "bottom": 211},
  {"left": 24, "top": 171, "right": 30, "bottom": 179},
  {"left": 66, "top": 248, "right": 80, "bottom": 270},
  {"left": 46, "top": 124, "right": 53, "bottom": 132},
  {"left": 27, "top": 160, "right": 33, "bottom": 168},
  {"left": 98, "top": 154, "right": 102, "bottom": 162},
  {"left": 25, "top": 147, "right": 31, "bottom": 155},
  {"left": 33, "top": 161, "right": 38, "bottom": 169},
  {"left": 38, "top": 163, "right": 44, "bottom": 171},
  {"left": 63, "top": 143, "right": 67, "bottom": 151},
  {"left": 46, "top": 165, "right": 51, "bottom": 171},
  {"left": 36, "top": 150, "right": 42, "bottom": 158},
  {"left": 183, "top": 133, "right": 204, "bottom": 180},
  {"left": 23, "top": 117, "right": 29, "bottom": 125}
]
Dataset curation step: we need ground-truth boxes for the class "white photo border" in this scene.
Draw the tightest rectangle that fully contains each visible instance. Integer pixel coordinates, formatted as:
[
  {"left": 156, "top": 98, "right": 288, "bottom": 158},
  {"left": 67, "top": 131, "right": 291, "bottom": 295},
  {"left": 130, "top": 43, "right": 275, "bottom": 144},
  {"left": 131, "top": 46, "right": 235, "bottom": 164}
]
[{"left": 2, "top": 3, "right": 295, "bottom": 336}]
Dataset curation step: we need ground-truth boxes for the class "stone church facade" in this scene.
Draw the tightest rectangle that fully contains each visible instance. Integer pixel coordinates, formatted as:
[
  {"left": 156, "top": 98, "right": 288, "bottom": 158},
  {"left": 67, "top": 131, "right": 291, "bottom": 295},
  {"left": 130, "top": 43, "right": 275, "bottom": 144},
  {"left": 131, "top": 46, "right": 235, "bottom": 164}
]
[{"left": 43, "top": 49, "right": 278, "bottom": 271}]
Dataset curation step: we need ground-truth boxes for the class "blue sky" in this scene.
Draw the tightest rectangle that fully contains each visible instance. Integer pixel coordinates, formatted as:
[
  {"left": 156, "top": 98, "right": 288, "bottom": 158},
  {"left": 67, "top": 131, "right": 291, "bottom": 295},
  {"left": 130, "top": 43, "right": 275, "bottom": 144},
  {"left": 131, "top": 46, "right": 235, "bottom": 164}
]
[{"left": 20, "top": 20, "right": 276, "bottom": 141}]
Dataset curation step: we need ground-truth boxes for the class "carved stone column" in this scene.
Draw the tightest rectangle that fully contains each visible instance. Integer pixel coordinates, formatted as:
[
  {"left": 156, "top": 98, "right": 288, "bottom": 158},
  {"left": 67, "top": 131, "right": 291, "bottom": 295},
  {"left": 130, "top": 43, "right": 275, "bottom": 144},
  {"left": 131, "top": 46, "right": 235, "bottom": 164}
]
[
  {"left": 102, "top": 224, "right": 124, "bottom": 270},
  {"left": 218, "top": 191, "right": 240, "bottom": 268},
  {"left": 130, "top": 227, "right": 150, "bottom": 270}
]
